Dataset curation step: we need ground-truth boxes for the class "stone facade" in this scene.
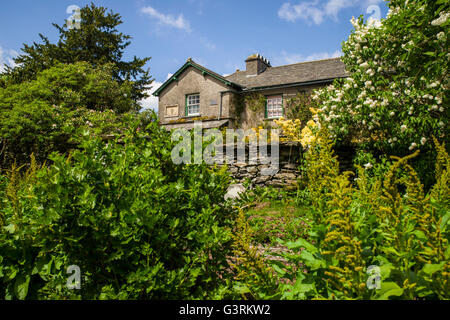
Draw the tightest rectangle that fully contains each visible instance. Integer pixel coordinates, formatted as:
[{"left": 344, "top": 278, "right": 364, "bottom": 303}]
[
  {"left": 154, "top": 54, "right": 347, "bottom": 131},
  {"left": 157, "top": 65, "right": 235, "bottom": 123}
]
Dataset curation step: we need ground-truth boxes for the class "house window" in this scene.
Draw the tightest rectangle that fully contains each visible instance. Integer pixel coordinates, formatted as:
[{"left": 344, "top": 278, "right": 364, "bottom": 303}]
[
  {"left": 266, "top": 95, "right": 283, "bottom": 118},
  {"left": 186, "top": 94, "right": 200, "bottom": 116}
]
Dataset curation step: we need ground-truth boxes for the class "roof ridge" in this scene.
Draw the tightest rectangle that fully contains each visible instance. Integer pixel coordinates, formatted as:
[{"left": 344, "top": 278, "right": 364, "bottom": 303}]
[
  {"left": 153, "top": 59, "right": 242, "bottom": 96},
  {"left": 269, "top": 57, "right": 343, "bottom": 69}
]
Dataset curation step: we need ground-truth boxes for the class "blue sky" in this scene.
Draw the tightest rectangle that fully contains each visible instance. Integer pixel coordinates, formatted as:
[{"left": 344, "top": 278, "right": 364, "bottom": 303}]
[{"left": 0, "top": 0, "right": 388, "bottom": 109}]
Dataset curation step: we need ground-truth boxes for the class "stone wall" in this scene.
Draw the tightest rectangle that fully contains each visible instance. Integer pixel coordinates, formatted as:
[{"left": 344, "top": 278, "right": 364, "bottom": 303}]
[
  {"left": 224, "top": 142, "right": 356, "bottom": 188},
  {"left": 226, "top": 142, "right": 303, "bottom": 188}
]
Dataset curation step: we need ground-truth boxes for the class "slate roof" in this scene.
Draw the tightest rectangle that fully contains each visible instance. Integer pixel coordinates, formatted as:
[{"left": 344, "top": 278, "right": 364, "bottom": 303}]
[
  {"left": 225, "top": 57, "right": 348, "bottom": 90},
  {"left": 153, "top": 58, "right": 242, "bottom": 96}
]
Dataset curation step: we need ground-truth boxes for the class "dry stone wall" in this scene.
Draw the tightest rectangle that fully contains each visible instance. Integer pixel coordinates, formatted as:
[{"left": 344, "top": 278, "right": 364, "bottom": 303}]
[
  {"left": 223, "top": 142, "right": 355, "bottom": 188},
  {"left": 225, "top": 142, "right": 303, "bottom": 188}
]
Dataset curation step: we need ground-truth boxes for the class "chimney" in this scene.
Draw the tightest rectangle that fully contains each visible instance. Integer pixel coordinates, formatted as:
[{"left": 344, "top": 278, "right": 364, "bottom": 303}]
[{"left": 245, "top": 54, "right": 271, "bottom": 75}]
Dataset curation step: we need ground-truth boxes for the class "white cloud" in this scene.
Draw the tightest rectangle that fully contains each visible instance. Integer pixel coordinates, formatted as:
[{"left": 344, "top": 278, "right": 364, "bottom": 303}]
[
  {"left": 278, "top": 1, "right": 328, "bottom": 25},
  {"left": 0, "top": 46, "right": 18, "bottom": 73},
  {"left": 139, "top": 81, "right": 163, "bottom": 111},
  {"left": 141, "top": 6, "right": 191, "bottom": 32},
  {"left": 274, "top": 50, "right": 342, "bottom": 65},
  {"left": 278, "top": 0, "right": 383, "bottom": 25}
]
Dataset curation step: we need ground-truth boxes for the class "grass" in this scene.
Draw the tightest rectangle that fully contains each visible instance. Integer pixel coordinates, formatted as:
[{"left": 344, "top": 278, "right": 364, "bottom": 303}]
[{"left": 245, "top": 200, "right": 311, "bottom": 245}]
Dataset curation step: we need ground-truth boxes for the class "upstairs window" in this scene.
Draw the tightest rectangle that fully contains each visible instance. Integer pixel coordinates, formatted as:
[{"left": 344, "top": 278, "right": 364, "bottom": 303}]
[
  {"left": 186, "top": 94, "right": 200, "bottom": 116},
  {"left": 266, "top": 95, "right": 283, "bottom": 119}
]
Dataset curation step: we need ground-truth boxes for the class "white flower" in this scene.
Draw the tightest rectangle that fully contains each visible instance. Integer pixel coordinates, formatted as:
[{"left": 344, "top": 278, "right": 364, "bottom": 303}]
[
  {"left": 420, "top": 137, "right": 427, "bottom": 145},
  {"left": 390, "top": 111, "right": 395, "bottom": 116},
  {"left": 409, "top": 142, "right": 417, "bottom": 150},
  {"left": 401, "top": 125, "right": 407, "bottom": 132},
  {"left": 431, "top": 11, "right": 450, "bottom": 26},
  {"left": 364, "top": 163, "right": 373, "bottom": 170},
  {"left": 437, "top": 32, "right": 446, "bottom": 42}
]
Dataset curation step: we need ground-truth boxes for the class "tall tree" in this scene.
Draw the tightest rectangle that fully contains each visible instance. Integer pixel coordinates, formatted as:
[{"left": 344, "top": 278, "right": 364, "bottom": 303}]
[{"left": 5, "top": 3, "right": 152, "bottom": 109}]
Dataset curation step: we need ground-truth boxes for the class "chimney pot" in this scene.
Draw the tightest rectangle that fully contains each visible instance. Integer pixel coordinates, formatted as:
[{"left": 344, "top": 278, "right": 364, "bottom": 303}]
[{"left": 245, "top": 53, "right": 271, "bottom": 75}]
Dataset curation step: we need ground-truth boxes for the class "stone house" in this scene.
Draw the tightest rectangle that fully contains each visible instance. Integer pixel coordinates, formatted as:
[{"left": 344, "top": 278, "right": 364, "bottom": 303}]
[{"left": 153, "top": 54, "right": 347, "bottom": 130}]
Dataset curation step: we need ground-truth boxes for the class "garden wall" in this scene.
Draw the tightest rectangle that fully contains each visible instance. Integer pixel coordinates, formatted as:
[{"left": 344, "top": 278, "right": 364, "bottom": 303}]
[
  {"left": 223, "top": 142, "right": 355, "bottom": 188},
  {"left": 225, "top": 141, "right": 303, "bottom": 188}
]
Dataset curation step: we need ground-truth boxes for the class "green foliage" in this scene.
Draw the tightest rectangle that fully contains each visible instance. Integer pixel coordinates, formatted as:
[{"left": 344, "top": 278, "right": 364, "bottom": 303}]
[
  {"left": 231, "top": 129, "right": 449, "bottom": 300},
  {"left": 245, "top": 202, "right": 310, "bottom": 245},
  {"left": 284, "top": 92, "right": 314, "bottom": 128},
  {"left": 314, "top": 0, "right": 449, "bottom": 154},
  {"left": 0, "top": 62, "right": 136, "bottom": 169},
  {"left": 245, "top": 93, "right": 266, "bottom": 113},
  {"left": 230, "top": 209, "right": 280, "bottom": 299},
  {"left": 277, "top": 130, "right": 450, "bottom": 300},
  {"left": 4, "top": 3, "right": 152, "bottom": 104},
  {"left": 0, "top": 116, "right": 234, "bottom": 299}
]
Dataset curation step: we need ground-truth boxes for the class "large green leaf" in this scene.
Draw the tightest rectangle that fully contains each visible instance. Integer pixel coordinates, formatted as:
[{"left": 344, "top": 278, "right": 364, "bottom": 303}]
[
  {"left": 420, "top": 262, "right": 446, "bottom": 276},
  {"left": 14, "top": 274, "right": 30, "bottom": 300},
  {"left": 299, "top": 251, "right": 325, "bottom": 270},
  {"left": 374, "top": 282, "right": 404, "bottom": 300},
  {"left": 285, "top": 238, "right": 318, "bottom": 253}
]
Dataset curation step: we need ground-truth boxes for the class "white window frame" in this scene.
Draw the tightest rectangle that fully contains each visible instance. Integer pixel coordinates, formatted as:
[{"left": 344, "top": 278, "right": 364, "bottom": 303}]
[
  {"left": 186, "top": 94, "right": 200, "bottom": 117},
  {"left": 266, "top": 95, "right": 283, "bottom": 119}
]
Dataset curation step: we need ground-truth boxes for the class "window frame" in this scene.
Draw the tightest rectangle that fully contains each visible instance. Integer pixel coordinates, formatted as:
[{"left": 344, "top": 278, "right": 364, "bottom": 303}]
[
  {"left": 265, "top": 94, "right": 284, "bottom": 119},
  {"left": 185, "top": 93, "right": 201, "bottom": 117}
]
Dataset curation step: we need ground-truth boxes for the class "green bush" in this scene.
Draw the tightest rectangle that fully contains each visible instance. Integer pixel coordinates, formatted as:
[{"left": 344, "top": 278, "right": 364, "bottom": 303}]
[
  {"left": 0, "top": 62, "right": 137, "bottom": 169},
  {"left": 0, "top": 116, "right": 234, "bottom": 299},
  {"left": 278, "top": 130, "right": 450, "bottom": 299}
]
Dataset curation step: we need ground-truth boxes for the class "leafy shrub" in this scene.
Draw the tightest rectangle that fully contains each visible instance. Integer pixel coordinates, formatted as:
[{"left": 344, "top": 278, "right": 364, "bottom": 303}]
[
  {"left": 0, "top": 116, "right": 234, "bottom": 299},
  {"left": 277, "top": 130, "right": 450, "bottom": 299},
  {"left": 0, "top": 62, "right": 137, "bottom": 169},
  {"left": 314, "top": 0, "right": 448, "bottom": 154}
]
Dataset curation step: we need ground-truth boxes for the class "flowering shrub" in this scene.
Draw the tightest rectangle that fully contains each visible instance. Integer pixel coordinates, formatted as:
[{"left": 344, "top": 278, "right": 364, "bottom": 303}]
[
  {"left": 235, "top": 128, "right": 449, "bottom": 299},
  {"left": 274, "top": 110, "right": 320, "bottom": 148},
  {"left": 313, "top": 0, "right": 448, "bottom": 153}
]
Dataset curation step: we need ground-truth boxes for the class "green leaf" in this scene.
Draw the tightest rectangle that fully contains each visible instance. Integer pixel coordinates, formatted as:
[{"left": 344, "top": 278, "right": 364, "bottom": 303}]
[
  {"left": 14, "top": 274, "right": 30, "bottom": 300},
  {"left": 440, "top": 211, "right": 450, "bottom": 231},
  {"left": 269, "top": 260, "right": 287, "bottom": 276},
  {"left": 32, "top": 256, "right": 53, "bottom": 276},
  {"left": 420, "top": 262, "right": 445, "bottom": 276},
  {"left": 286, "top": 238, "right": 318, "bottom": 253},
  {"left": 374, "top": 282, "right": 404, "bottom": 300},
  {"left": 411, "top": 230, "right": 427, "bottom": 241},
  {"left": 381, "top": 246, "right": 401, "bottom": 256},
  {"left": 379, "top": 263, "right": 394, "bottom": 280},
  {"left": 4, "top": 224, "right": 16, "bottom": 234},
  {"left": 299, "top": 251, "right": 325, "bottom": 270}
]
